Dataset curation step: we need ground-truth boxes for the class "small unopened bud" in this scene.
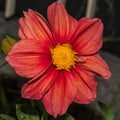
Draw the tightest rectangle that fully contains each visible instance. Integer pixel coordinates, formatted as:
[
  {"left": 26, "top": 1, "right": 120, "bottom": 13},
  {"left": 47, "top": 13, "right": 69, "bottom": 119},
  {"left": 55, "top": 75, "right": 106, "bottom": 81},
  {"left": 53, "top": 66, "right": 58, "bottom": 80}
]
[{"left": 1, "top": 35, "right": 17, "bottom": 55}]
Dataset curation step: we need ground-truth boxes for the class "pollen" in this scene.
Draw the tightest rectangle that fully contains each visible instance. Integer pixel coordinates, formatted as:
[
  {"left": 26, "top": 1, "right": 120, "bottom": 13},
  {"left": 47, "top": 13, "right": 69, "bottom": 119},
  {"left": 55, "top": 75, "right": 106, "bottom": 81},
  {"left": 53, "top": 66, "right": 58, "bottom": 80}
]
[{"left": 50, "top": 44, "right": 77, "bottom": 71}]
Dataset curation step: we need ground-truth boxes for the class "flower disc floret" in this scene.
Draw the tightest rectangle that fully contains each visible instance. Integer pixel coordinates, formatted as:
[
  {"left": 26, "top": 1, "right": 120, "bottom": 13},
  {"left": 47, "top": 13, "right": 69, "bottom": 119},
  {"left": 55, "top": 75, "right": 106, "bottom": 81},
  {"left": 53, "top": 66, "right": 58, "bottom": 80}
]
[{"left": 50, "top": 44, "right": 76, "bottom": 71}]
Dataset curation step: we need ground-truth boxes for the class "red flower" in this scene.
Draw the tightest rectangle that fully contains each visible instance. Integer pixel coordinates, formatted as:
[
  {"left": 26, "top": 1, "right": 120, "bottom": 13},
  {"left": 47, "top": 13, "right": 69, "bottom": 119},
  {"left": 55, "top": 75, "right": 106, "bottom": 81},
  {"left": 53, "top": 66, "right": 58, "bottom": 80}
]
[{"left": 6, "top": 2, "right": 111, "bottom": 117}]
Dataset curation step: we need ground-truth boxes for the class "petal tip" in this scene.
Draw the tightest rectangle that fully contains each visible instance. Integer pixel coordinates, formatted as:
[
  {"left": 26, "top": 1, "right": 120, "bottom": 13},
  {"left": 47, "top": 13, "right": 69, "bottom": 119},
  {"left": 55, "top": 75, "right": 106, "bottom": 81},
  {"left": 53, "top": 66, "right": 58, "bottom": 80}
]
[
  {"left": 28, "top": 8, "right": 33, "bottom": 12},
  {"left": 23, "top": 11, "right": 29, "bottom": 17},
  {"left": 104, "top": 71, "right": 112, "bottom": 80},
  {"left": 21, "top": 84, "right": 34, "bottom": 99}
]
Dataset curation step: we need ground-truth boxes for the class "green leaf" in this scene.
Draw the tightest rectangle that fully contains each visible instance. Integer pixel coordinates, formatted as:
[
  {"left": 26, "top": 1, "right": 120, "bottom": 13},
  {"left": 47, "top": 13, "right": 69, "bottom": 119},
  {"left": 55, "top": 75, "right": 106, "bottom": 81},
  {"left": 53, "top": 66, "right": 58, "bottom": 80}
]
[
  {"left": 118, "top": 112, "right": 120, "bottom": 120},
  {"left": 50, "top": 113, "right": 75, "bottom": 120},
  {"left": 16, "top": 104, "right": 39, "bottom": 120},
  {"left": 98, "top": 101, "right": 114, "bottom": 120},
  {"left": 0, "top": 87, "right": 8, "bottom": 111},
  {"left": 1, "top": 35, "right": 17, "bottom": 55},
  {"left": 0, "top": 114, "right": 16, "bottom": 120}
]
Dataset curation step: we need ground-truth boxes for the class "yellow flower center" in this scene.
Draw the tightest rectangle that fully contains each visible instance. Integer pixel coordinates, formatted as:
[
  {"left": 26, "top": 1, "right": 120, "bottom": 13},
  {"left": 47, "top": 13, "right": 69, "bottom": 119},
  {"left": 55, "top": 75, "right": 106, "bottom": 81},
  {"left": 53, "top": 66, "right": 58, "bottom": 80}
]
[{"left": 50, "top": 44, "right": 77, "bottom": 71}]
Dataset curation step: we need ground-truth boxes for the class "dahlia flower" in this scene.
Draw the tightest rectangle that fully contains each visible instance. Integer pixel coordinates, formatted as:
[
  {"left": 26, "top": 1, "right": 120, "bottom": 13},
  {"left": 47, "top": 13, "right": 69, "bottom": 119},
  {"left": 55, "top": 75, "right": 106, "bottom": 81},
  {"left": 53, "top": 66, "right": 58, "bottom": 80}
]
[{"left": 6, "top": 2, "right": 111, "bottom": 117}]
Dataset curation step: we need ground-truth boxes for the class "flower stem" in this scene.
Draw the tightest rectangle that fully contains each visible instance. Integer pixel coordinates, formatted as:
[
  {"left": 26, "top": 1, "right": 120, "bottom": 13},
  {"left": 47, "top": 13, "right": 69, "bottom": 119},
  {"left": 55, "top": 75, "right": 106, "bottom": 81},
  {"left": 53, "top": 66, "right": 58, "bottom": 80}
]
[{"left": 41, "top": 108, "right": 49, "bottom": 120}]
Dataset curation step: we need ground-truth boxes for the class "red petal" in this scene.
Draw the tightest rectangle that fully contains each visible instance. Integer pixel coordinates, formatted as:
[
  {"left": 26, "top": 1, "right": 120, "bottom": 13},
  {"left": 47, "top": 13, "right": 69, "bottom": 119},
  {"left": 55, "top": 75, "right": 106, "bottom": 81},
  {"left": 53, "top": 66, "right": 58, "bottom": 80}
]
[
  {"left": 47, "top": 2, "right": 78, "bottom": 44},
  {"left": 21, "top": 66, "right": 57, "bottom": 100},
  {"left": 18, "top": 9, "right": 54, "bottom": 46},
  {"left": 42, "top": 71, "right": 75, "bottom": 117},
  {"left": 69, "top": 67, "right": 97, "bottom": 103},
  {"left": 6, "top": 40, "right": 51, "bottom": 78},
  {"left": 79, "top": 54, "right": 111, "bottom": 79},
  {"left": 72, "top": 18, "right": 103, "bottom": 55}
]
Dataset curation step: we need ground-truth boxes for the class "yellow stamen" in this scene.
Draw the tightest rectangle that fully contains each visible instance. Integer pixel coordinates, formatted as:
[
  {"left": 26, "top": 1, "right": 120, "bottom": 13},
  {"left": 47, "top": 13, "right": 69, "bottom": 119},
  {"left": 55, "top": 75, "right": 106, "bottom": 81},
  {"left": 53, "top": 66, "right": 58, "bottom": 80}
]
[{"left": 50, "top": 44, "right": 77, "bottom": 71}]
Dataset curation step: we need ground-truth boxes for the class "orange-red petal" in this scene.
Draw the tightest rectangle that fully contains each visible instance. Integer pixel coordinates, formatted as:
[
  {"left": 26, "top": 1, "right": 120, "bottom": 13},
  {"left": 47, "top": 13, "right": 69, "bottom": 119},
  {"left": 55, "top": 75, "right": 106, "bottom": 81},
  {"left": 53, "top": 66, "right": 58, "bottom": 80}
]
[
  {"left": 19, "top": 9, "right": 54, "bottom": 46},
  {"left": 42, "top": 71, "right": 75, "bottom": 117},
  {"left": 72, "top": 18, "right": 103, "bottom": 55},
  {"left": 69, "top": 67, "right": 97, "bottom": 103},
  {"left": 47, "top": 2, "right": 78, "bottom": 44},
  {"left": 21, "top": 66, "right": 58, "bottom": 100},
  {"left": 79, "top": 54, "right": 111, "bottom": 79},
  {"left": 6, "top": 39, "right": 51, "bottom": 78}
]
